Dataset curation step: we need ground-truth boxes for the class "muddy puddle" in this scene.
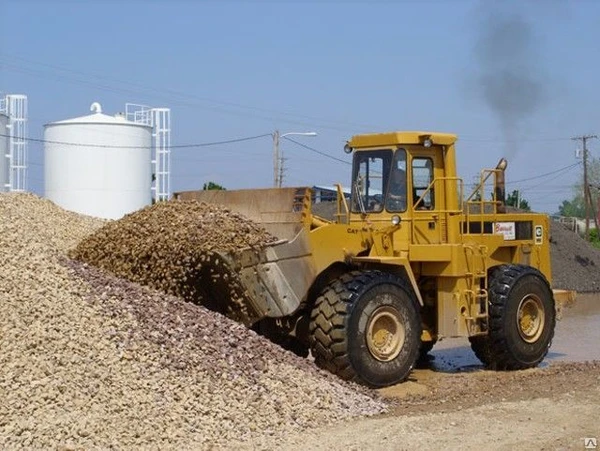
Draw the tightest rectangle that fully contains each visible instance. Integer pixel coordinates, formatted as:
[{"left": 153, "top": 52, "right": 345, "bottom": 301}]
[{"left": 423, "top": 293, "right": 600, "bottom": 373}]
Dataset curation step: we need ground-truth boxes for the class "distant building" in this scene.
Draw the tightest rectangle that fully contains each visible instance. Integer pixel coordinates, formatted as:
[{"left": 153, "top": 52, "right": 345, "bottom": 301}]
[
  {"left": 551, "top": 215, "right": 597, "bottom": 236},
  {"left": 312, "top": 185, "right": 351, "bottom": 203}
]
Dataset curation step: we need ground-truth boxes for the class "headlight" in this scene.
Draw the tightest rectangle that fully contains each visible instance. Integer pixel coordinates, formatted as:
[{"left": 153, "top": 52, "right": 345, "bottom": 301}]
[{"left": 391, "top": 215, "right": 401, "bottom": 225}]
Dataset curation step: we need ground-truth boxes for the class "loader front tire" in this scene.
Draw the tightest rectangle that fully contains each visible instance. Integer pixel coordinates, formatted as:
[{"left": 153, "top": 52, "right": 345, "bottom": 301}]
[
  {"left": 309, "top": 270, "right": 421, "bottom": 387},
  {"left": 472, "top": 264, "right": 555, "bottom": 370}
]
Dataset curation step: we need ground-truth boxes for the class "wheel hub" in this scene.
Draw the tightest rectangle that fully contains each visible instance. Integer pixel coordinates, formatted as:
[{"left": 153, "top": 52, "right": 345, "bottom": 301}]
[
  {"left": 516, "top": 295, "right": 545, "bottom": 343},
  {"left": 366, "top": 306, "right": 405, "bottom": 361}
]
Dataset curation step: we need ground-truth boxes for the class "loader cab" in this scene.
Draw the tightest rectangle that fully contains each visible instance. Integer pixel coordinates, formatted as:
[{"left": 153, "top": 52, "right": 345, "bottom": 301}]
[
  {"left": 347, "top": 131, "right": 455, "bottom": 245},
  {"left": 350, "top": 147, "right": 436, "bottom": 216}
]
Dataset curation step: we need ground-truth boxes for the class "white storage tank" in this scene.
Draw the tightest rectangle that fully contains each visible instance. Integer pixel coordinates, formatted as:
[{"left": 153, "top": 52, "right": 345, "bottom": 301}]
[
  {"left": 44, "top": 102, "right": 153, "bottom": 219},
  {"left": 0, "top": 113, "right": 8, "bottom": 193}
]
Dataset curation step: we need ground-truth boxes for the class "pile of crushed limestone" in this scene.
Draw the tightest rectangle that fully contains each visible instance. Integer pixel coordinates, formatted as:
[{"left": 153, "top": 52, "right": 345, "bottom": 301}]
[
  {"left": 70, "top": 200, "right": 277, "bottom": 323},
  {"left": 549, "top": 221, "right": 600, "bottom": 292},
  {"left": 0, "top": 193, "right": 386, "bottom": 450}
]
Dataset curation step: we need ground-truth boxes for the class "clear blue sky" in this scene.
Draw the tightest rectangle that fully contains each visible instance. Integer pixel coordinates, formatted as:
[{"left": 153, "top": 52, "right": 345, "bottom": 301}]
[{"left": 2, "top": 0, "right": 599, "bottom": 213}]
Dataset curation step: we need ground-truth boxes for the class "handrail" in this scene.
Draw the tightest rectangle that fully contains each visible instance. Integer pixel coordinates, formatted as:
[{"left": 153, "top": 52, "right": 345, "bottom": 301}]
[
  {"left": 335, "top": 183, "right": 350, "bottom": 224},
  {"left": 464, "top": 167, "right": 505, "bottom": 236},
  {"left": 412, "top": 176, "right": 463, "bottom": 214},
  {"left": 465, "top": 168, "right": 504, "bottom": 214}
]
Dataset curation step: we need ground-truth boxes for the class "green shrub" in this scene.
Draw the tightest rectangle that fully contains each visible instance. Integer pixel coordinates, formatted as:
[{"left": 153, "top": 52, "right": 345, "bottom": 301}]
[{"left": 589, "top": 228, "right": 600, "bottom": 248}]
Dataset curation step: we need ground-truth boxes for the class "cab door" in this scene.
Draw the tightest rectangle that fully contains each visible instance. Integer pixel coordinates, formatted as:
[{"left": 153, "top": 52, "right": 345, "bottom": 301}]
[{"left": 409, "top": 147, "right": 446, "bottom": 245}]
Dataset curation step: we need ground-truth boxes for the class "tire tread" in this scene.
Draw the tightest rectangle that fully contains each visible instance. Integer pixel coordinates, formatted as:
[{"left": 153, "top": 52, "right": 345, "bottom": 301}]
[
  {"left": 471, "top": 264, "right": 555, "bottom": 370},
  {"left": 309, "top": 270, "right": 419, "bottom": 385}
]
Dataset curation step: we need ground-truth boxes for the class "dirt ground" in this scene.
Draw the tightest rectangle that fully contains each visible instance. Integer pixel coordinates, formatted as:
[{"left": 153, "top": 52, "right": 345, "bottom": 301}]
[
  {"left": 253, "top": 295, "right": 600, "bottom": 451},
  {"left": 266, "top": 363, "right": 600, "bottom": 451},
  {"left": 270, "top": 206, "right": 600, "bottom": 451}
]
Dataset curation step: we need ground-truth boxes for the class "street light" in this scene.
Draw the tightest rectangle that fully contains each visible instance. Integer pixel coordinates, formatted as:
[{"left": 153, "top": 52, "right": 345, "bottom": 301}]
[{"left": 272, "top": 130, "right": 317, "bottom": 187}]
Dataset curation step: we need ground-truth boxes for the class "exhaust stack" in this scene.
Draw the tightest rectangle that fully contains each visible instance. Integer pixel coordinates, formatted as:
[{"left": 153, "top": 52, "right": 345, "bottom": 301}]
[{"left": 495, "top": 158, "right": 508, "bottom": 213}]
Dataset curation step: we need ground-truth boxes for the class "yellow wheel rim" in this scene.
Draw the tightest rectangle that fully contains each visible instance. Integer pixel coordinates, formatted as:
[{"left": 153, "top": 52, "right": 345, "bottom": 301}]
[
  {"left": 517, "top": 295, "right": 545, "bottom": 343},
  {"left": 366, "top": 306, "right": 404, "bottom": 362}
]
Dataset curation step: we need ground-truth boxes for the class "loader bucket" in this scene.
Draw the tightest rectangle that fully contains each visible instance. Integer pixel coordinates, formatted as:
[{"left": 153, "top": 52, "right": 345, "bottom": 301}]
[
  {"left": 553, "top": 289, "right": 576, "bottom": 320},
  {"left": 174, "top": 187, "right": 312, "bottom": 241},
  {"left": 173, "top": 187, "right": 318, "bottom": 325}
]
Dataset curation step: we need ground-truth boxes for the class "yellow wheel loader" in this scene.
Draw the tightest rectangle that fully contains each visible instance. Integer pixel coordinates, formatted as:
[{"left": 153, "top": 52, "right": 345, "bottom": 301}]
[{"left": 175, "top": 131, "right": 574, "bottom": 388}]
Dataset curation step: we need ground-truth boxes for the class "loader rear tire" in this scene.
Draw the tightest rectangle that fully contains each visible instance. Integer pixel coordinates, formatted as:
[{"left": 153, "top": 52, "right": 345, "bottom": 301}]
[
  {"left": 309, "top": 270, "right": 421, "bottom": 387},
  {"left": 472, "top": 264, "right": 555, "bottom": 370}
]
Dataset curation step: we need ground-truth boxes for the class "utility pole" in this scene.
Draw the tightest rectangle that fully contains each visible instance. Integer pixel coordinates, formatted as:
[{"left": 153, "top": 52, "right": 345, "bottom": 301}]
[
  {"left": 597, "top": 188, "right": 600, "bottom": 233},
  {"left": 592, "top": 183, "right": 600, "bottom": 233},
  {"left": 272, "top": 130, "right": 280, "bottom": 188},
  {"left": 272, "top": 130, "right": 317, "bottom": 188},
  {"left": 592, "top": 185, "right": 600, "bottom": 233},
  {"left": 572, "top": 134, "right": 597, "bottom": 241},
  {"left": 278, "top": 152, "right": 287, "bottom": 188}
]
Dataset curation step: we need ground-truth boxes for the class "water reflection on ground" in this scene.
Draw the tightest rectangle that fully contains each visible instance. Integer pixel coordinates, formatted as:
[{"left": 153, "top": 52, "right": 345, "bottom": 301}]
[{"left": 424, "top": 293, "right": 600, "bottom": 373}]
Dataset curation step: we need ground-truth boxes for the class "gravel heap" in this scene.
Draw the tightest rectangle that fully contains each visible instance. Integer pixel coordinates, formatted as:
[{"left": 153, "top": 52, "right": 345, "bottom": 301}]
[
  {"left": 71, "top": 200, "right": 277, "bottom": 324},
  {"left": 0, "top": 193, "right": 386, "bottom": 450},
  {"left": 550, "top": 220, "right": 600, "bottom": 292}
]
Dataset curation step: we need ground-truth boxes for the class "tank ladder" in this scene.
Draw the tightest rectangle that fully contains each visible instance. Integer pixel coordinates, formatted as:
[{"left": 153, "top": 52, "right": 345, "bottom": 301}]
[{"left": 0, "top": 94, "right": 28, "bottom": 192}]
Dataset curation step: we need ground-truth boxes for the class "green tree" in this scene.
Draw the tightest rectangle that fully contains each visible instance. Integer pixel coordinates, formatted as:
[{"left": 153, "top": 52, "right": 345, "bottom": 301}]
[
  {"left": 557, "top": 156, "right": 600, "bottom": 219},
  {"left": 558, "top": 194, "right": 585, "bottom": 218},
  {"left": 202, "top": 181, "right": 226, "bottom": 191},
  {"left": 506, "top": 190, "right": 531, "bottom": 211}
]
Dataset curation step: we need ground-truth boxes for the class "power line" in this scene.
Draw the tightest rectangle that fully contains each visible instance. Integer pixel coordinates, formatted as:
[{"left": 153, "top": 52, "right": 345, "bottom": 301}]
[
  {"left": 460, "top": 136, "right": 573, "bottom": 143},
  {"left": 505, "top": 162, "right": 581, "bottom": 185},
  {"left": 522, "top": 186, "right": 576, "bottom": 193},
  {"left": 12, "top": 129, "right": 583, "bottom": 185},
  {"left": 10, "top": 53, "right": 589, "bottom": 141},
  {"left": 0, "top": 53, "right": 376, "bottom": 132},
  {"left": 520, "top": 164, "right": 581, "bottom": 192},
  {"left": 0, "top": 132, "right": 272, "bottom": 149},
  {"left": 283, "top": 136, "right": 352, "bottom": 165},
  {"left": 4, "top": 54, "right": 596, "bottom": 143}
]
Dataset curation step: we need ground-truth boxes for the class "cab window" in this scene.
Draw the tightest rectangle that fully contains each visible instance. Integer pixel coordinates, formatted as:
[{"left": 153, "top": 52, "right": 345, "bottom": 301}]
[
  {"left": 351, "top": 150, "right": 391, "bottom": 213},
  {"left": 412, "top": 157, "right": 434, "bottom": 210}
]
